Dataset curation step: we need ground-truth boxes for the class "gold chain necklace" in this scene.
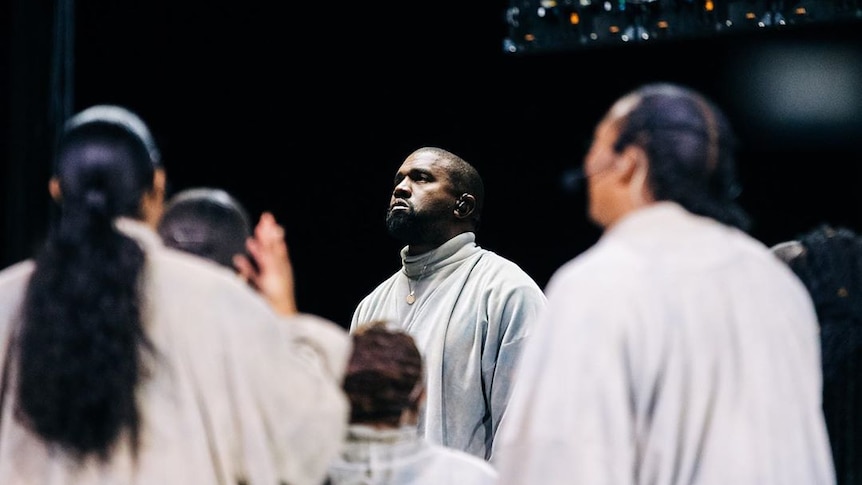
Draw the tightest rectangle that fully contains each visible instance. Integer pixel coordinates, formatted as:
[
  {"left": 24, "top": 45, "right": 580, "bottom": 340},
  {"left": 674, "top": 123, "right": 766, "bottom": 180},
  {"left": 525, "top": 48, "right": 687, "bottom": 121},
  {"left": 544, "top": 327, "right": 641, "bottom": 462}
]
[{"left": 405, "top": 263, "right": 429, "bottom": 305}]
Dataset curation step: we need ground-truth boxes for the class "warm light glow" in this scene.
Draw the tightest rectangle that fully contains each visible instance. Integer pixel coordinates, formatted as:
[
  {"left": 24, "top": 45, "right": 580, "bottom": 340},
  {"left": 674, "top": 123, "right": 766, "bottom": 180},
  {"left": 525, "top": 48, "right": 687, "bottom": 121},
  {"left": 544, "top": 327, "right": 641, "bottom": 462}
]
[{"left": 504, "top": 0, "right": 860, "bottom": 54}]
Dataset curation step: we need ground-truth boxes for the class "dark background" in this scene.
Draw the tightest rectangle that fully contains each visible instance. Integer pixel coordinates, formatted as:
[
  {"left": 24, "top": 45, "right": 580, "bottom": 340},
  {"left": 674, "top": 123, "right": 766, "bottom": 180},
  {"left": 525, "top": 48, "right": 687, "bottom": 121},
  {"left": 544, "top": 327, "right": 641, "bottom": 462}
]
[{"left": 4, "top": 1, "right": 862, "bottom": 328}]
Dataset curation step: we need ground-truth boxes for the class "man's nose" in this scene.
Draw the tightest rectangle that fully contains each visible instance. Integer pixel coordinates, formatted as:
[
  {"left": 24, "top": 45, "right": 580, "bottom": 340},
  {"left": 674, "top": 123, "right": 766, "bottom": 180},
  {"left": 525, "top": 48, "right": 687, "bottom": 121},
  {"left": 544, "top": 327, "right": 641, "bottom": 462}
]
[{"left": 393, "top": 179, "right": 411, "bottom": 196}]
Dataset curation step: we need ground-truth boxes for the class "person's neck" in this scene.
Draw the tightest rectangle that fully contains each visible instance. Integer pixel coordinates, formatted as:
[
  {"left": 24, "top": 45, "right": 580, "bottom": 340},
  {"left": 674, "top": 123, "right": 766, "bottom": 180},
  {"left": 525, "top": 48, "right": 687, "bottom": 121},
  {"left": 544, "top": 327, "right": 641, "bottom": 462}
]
[
  {"left": 599, "top": 195, "right": 657, "bottom": 230},
  {"left": 405, "top": 229, "right": 472, "bottom": 256},
  {"left": 352, "top": 410, "right": 417, "bottom": 430},
  {"left": 405, "top": 242, "right": 437, "bottom": 256}
]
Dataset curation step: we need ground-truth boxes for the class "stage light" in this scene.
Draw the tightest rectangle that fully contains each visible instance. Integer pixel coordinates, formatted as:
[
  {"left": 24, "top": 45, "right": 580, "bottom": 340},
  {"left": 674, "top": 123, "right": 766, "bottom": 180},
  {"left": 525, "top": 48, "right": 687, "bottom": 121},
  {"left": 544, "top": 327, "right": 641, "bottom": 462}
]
[{"left": 503, "top": 0, "right": 862, "bottom": 53}]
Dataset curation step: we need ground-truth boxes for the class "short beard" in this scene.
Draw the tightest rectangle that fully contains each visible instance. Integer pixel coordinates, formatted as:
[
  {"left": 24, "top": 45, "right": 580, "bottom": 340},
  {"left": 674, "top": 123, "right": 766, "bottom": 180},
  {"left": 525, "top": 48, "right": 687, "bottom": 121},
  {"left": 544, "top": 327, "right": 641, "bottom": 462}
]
[{"left": 385, "top": 209, "right": 425, "bottom": 243}]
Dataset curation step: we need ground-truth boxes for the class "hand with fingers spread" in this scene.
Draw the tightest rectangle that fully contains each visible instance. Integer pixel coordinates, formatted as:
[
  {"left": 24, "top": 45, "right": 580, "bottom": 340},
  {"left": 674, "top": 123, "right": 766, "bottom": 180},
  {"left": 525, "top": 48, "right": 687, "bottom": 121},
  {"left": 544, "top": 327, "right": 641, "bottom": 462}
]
[{"left": 235, "top": 211, "right": 297, "bottom": 316}]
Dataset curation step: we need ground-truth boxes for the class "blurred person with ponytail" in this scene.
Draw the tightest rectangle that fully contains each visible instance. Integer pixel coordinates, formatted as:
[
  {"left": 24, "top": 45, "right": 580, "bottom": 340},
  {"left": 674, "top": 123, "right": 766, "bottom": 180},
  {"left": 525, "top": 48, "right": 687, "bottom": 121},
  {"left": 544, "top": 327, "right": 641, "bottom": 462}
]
[{"left": 0, "top": 105, "right": 349, "bottom": 485}]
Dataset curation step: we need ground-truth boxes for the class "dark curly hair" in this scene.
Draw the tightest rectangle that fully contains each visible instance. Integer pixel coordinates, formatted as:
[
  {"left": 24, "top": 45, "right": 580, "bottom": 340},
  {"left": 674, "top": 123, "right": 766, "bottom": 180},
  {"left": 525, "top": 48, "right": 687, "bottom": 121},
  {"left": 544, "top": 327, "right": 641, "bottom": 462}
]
[
  {"left": 344, "top": 320, "right": 424, "bottom": 426},
  {"left": 772, "top": 224, "right": 862, "bottom": 485}
]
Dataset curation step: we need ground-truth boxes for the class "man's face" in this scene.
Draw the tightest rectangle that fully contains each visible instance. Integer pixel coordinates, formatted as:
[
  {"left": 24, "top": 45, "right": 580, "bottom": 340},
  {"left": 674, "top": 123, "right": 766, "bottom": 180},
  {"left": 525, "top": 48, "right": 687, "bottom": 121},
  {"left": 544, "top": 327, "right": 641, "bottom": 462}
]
[
  {"left": 385, "top": 151, "right": 455, "bottom": 244},
  {"left": 583, "top": 93, "right": 642, "bottom": 229},
  {"left": 584, "top": 115, "right": 622, "bottom": 228}
]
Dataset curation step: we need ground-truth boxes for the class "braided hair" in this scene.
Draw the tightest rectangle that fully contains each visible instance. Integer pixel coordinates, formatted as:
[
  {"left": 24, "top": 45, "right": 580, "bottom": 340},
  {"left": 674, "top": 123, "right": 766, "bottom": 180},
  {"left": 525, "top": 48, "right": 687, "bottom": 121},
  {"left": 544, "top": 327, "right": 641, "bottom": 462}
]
[{"left": 613, "top": 83, "right": 751, "bottom": 231}]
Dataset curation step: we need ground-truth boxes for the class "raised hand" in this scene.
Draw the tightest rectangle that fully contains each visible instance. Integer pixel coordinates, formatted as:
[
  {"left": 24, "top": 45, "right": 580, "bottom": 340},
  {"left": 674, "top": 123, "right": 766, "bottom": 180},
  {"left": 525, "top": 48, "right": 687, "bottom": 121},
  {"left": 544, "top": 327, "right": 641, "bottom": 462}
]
[{"left": 234, "top": 211, "right": 298, "bottom": 315}]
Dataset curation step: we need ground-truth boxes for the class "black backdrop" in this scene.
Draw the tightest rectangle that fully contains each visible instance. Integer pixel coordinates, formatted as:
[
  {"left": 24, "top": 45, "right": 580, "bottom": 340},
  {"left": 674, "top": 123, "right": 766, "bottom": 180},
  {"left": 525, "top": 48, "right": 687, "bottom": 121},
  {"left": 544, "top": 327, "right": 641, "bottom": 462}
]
[{"left": 4, "top": 1, "right": 862, "bottom": 327}]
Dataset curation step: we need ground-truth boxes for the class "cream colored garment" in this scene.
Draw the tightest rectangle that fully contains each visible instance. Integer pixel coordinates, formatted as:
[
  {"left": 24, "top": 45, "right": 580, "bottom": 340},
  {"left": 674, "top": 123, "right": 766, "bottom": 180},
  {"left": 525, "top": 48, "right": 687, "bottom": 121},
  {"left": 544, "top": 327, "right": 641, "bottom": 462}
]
[
  {"left": 327, "top": 424, "right": 499, "bottom": 485},
  {"left": 0, "top": 219, "right": 350, "bottom": 485},
  {"left": 289, "top": 315, "right": 352, "bottom": 384},
  {"left": 351, "top": 233, "right": 546, "bottom": 460},
  {"left": 494, "top": 202, "right": 835, "bottom": 485}
]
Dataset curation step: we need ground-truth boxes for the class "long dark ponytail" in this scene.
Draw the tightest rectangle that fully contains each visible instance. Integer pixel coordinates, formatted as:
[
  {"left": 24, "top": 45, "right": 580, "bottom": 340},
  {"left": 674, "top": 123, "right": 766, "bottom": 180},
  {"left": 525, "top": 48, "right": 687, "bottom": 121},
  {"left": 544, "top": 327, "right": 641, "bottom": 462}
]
[{"left": 16, "top": 106, "right": 160, "bottom": 461}]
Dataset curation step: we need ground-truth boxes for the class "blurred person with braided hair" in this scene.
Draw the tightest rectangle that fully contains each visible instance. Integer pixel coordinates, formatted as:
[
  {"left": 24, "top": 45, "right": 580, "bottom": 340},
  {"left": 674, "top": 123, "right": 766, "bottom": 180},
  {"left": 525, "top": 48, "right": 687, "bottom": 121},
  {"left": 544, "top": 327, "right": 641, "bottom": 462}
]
[
  {"left": 494, "top": 83, "right": 834, "bottom": 484},
  {"left": 773, "top": 224, "right": 862, "bottom": 485},
  {"left": 326, "top": 320, "right": 498, "bottom": 485}
]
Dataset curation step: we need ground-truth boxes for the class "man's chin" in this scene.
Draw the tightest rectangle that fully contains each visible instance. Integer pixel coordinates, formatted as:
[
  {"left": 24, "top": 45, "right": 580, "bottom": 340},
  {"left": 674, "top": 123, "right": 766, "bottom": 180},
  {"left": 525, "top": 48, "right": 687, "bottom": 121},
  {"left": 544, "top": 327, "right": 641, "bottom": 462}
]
[{"left": 386, "top": 216, "right": 416, "bottom": 240}]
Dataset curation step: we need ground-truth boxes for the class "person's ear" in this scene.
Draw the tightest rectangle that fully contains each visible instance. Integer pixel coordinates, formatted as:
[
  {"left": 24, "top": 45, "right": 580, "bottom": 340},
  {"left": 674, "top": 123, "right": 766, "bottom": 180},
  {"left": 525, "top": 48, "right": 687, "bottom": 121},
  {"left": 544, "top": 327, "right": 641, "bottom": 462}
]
[
  {"left": 409, "top": 382, "right": 426, "bottom": 408},
  {"left": 615, "top": 146, "right": 643, "bottom": 181},
  {"left": 453, "top": 193, "right": 476, "bottom": 219},
  {"left": 141, "top": 168, "right": 167, "bottom": 227},
  {"left": 618, "top": 145, "right": 652, "bottom": 205},
  {"left": 152, "top": 168, "right": 166, "bottom": 199},
  {"left": 48, "top": 176, "right": 62, "bottom": 202}
]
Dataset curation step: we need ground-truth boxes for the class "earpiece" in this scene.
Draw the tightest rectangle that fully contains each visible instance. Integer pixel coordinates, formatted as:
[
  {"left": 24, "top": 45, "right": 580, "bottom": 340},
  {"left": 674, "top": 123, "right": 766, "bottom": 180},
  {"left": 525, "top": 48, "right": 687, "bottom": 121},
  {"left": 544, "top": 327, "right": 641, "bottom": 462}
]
[
  {"left": 455, "top": 200, "right": 468, "bottom": 214},
  {"left": 455, "top": 194, "right": 470, "bottom": 216}
]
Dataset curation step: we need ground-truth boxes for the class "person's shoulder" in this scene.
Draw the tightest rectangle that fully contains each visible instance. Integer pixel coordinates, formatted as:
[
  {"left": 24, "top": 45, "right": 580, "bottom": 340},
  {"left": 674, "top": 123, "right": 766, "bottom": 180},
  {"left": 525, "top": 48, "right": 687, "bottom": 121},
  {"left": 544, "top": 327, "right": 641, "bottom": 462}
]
[
  {"left": 544, "top": 242, "right": 637, "bottom": 296},
  {"left": 0, "top": 260, "right": 36, "bottom": 318},
  {"left": 467, "top": 249, "right": 545, "bottom": 298},
  {"left": 288, "top": 314, "right": 349, "bottom": 348},
  {"left": 151, "top": 244, "right": 245, "bottom": 284},
  {"left": 285, "top": 313, "right": 352, "bottom": 381},
  {"left": 725, "top": 228, "right": 807, "bottom": 278},
  {"left": 146, "top": 244, "right": 277, "bottom": 319},
  {"left": 474, "top": 248, "right": 537, "bottom": 277},
  {"left": 0, "top": 259, "right": 35, "bottom": 287}
]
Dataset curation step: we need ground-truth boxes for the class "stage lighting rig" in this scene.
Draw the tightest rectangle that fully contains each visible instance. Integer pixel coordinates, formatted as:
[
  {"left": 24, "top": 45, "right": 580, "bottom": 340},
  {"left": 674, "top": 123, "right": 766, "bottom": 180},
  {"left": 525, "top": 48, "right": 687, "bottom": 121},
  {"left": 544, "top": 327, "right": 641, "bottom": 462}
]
[{"left": 503, "top": 0, "right": 862, "bottom": 53}]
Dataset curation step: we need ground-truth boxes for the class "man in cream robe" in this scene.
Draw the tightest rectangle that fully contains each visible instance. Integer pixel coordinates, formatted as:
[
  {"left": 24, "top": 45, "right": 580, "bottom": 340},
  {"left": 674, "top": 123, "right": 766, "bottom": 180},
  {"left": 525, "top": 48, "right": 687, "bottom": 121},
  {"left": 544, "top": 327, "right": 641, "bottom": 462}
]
[
  {"left": 493, "top": 83, "right": 835, "bottom": 484},
  {"left": 352, "top": 232, "right": 544, "bottom": 460},
  {"left": 352, "top": 147, "right": 546, "bottom": 460}
]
